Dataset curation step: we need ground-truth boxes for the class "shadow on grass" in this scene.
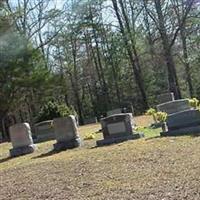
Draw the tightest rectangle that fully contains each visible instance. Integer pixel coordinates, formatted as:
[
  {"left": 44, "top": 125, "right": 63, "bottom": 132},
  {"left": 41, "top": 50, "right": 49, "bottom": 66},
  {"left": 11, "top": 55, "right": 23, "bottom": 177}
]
[
  {"left": 190, "top": 133, "right": 200, "bottom": 138},
  {"left": 145, "top": 136, "right": 162, "bottom": 141},
  {"left": 0, "top": 156, "right": 13, "bottom": 164},
  {"left": 32, "top": 149, "right": 60, "bottom": 159}
]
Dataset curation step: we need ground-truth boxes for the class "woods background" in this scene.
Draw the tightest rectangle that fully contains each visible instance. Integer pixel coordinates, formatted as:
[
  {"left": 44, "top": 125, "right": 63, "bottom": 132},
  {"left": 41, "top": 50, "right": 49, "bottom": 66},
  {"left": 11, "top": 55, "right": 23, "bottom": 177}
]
[{"left": 0, "top": 0, "right": 199, "bottom": 136}]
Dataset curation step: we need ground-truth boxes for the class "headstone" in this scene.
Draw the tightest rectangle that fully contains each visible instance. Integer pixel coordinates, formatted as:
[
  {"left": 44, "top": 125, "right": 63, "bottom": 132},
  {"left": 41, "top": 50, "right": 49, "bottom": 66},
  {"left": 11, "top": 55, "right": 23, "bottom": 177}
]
[
  {"left": 157, "top": 99, "right": 191, "bottom": 115},
  {"left": 107, "top": 108, "right": 122, "bottom": 116},
  {"left": 53, "top": 115, "right": 81, "bottom": 151},
  {"left": 9, "top": 123, "right": 36, "bottom": 157},
  {"left": 161, "top": 109, "right": 200, "bottom": 136},
  {"left": 83, "top": 117, "right": 98, "bottom": 125},
  {"left": 34, "top": 120, "right": 55, "bottom": 143},
  {"left": 157, "top": 92, "right": 175, "bottom": 104},
  {"left": 96, "top": 113, "right": 144, "bottom": 146}
]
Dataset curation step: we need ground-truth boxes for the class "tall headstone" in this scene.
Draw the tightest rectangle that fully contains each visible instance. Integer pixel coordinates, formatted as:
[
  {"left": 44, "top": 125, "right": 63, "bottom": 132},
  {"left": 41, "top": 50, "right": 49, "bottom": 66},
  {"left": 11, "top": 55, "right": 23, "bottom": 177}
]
[
  {"left": 96, "top": 113, "right": 144, "bottom": 146},
  {"left": 157, "top": 99, "right": 191, "bottom": 115},
  {"left": 34, "top": 120, "right": 55, "bottom": 143},
  {"left": 157, "top": 92, "right": 175, "bottom": 104},
  {"left": 9, "top": 123, "right": 36, "bottom": 157},
  {"left": 53, "top": 115, "right": 81, "bottom": 151}
]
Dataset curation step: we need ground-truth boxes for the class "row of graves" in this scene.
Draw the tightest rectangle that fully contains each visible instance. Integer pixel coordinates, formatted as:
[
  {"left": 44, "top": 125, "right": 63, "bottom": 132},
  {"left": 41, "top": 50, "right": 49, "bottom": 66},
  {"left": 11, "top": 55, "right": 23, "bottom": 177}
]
[
  {"left": 8, "top": 111, "right": 143, "bottom": 157},
  {"left": 7, "top": 93, "right": 200, "bottom": 157},
  {"left": 156, "top": 92, "right": 200, "bottom": 136}
]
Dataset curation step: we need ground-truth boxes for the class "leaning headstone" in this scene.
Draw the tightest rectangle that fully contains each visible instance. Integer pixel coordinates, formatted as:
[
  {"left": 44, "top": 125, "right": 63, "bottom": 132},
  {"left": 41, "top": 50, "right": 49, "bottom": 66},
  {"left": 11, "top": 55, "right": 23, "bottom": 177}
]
[
  {"left": 96, "top": 113, "right": 144, "bottom": 146},
  {"left": 107, "top": 108, "right": 122, "bottom": 116},
  {"left": 34, "top": 120, "right": 55, "bottom": 143},
  {"left": 161, "top": 109, "right": 200, "bottom": 136},
  {"left": 9, "top": 123, "right": 36, "bottom": 157},
  {"left": 157, "top": 92, "right": 175, "bottom": 104},
  {"left": 157, "top": 99, "right": 191, "bottom": 115},
  {"left": 53, "top": 115, "right": 81, "bottom": 151}
]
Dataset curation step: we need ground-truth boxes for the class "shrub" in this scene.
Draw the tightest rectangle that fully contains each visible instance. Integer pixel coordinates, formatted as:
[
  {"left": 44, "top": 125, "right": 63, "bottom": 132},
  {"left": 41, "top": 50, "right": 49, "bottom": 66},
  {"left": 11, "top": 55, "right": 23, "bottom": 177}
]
[{"left": 36, "top": 101, "right": 76, "bottom": 122}]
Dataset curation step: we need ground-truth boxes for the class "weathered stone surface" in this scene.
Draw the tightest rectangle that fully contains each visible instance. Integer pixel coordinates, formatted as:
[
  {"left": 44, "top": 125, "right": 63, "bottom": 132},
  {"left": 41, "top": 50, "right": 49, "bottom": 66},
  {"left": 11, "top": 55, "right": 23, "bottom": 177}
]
[
  {"left": 34, "top": 120, "right": 55, "bottom": 143},
  {"left": 9, "top": 123, "right": 36, "bottom": 157},
  {"left": 10, "top": 144, "right": 36, "bottom": 157},
  {"left": 157, "top": 92, "right": 174, "bottom": 104},
  {"left": 157, "top": 99, "right": 191, "bottom": 115},
  {"left": 53, "top": 116, "right": 81, "bottom": 150},
  {"left": 96, "top": 113, "right": 143, "bottom": 146},
  {"left": 161, "top": 109, "right": 200, "bottom": 136},
  {"left": 101, "top": 113, "right": 134, "bottom": 138}
]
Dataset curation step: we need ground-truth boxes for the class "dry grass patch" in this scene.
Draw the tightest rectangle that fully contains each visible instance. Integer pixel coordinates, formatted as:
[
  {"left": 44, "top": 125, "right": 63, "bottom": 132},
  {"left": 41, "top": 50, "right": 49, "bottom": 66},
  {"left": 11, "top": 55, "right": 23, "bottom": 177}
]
[{"left": 0, "top": 115, "right": 200, "bottom": 200}]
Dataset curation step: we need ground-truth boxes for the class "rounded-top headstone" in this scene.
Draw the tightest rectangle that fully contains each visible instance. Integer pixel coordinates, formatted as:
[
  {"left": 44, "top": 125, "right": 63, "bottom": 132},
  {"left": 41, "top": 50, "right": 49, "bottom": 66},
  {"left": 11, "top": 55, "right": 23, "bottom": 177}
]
[
  {"left": 9, "top": 123, "right": 34, "bottom": 148},
  {"left": 9, "top": 123, "right": 36, "bottom": 157}
]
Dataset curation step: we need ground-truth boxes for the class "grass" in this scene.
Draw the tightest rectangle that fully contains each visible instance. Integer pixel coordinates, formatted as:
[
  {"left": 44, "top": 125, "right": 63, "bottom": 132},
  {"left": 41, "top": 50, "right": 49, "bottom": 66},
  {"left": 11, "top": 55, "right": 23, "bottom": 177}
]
[{"left": 0, "top": 115, "right": 200, "bottom": 200}]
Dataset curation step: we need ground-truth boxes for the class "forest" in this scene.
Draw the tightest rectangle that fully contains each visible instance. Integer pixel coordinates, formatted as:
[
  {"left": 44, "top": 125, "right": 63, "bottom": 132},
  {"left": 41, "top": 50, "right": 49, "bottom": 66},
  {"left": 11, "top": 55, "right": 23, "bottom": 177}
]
[{"left": 0, "top": 0, "right": 199, "bottom": 138}]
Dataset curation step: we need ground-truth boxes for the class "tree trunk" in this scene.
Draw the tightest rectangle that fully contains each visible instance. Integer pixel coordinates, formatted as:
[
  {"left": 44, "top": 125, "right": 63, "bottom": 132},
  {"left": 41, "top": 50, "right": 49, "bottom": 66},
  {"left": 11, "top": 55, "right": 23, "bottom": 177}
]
[
  {"left": 111, "top": 0, "right": 148, "bottom": 110},
  {"left": 154, "top": 0, "right": 181, "bottom": 99}
]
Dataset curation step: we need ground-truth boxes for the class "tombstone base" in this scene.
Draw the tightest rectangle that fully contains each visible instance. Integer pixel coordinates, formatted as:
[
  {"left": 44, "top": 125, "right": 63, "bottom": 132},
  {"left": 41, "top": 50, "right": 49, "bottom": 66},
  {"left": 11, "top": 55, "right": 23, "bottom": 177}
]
[
  {"left": 96, "top": 133, "right": 144, "bottom": 146},
  {"left": 10, "top": 144, "right": 36, "bottom": 157},
  {"left": 53, "top": 137, "right": 81, "bottom": 151},
  {"left": 161, "top": 126, "right": 200, "bottom": 137}
]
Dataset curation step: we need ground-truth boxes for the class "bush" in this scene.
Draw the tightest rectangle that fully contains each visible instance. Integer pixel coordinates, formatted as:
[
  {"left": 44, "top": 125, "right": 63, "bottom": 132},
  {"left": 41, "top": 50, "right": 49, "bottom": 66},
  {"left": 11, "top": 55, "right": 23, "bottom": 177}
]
[{"left": 36, "top": 101, "right": 76, "bottom": 122}]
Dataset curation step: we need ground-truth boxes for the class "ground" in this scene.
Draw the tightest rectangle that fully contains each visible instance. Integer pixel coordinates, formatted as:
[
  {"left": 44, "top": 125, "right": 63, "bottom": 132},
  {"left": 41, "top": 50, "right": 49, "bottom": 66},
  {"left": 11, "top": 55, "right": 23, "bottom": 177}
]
[{"left": 0, "top": 116, "right": 200, "bottom": 200}]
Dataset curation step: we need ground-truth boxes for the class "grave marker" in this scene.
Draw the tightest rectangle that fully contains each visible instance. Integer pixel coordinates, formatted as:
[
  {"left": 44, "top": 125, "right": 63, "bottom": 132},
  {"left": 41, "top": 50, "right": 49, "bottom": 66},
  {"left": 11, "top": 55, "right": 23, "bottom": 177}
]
[
  {"left": 34, "top": 120, "right": 55, "bottom": 143},
  {"left": 9, "top": 123, "right": 36, "bottom": 157},
  {"left": 96, "top": 113, "right": 144, "bottom": 146},
  {"left": 53, "top": 115, "right": 81, "bottom": 151},
  {"left": 157, "top": 92, "right": 175, "bottom": 104}
]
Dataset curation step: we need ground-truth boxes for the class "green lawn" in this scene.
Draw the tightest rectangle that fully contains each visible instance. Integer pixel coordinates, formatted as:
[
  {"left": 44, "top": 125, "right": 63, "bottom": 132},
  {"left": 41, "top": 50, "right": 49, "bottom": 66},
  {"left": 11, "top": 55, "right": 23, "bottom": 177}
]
[{"left": 0, "top": 115, "right": 200, "bottom": 200}]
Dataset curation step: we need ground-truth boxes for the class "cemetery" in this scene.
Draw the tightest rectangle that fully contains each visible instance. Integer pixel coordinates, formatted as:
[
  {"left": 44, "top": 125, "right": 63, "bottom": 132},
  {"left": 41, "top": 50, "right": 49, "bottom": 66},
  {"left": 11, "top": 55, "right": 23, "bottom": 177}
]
[
  {"left": 1, "top": 115, "right": 200, "bottom": 200},
  {"left": 1, "top": 0, "right": 200, "bottom": 199}
]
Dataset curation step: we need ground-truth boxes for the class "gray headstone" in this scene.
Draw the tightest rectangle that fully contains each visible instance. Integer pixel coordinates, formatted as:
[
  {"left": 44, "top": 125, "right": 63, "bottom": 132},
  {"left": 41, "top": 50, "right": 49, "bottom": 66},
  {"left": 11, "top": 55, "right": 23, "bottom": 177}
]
[
  {"left": 53, "top": 115, "right": 81, "bottom": 151},
  {"left": 157, "top": 92, "right": 175, "bottom": 104},
  {"left": 107, "top": 108, "right": 122, "bottom": 116},
  {"left": 34, "top": 120, "right": 55, "bottom": 143},
  {"left": 161, "top": 109, "right": 200, "bottom": 136},
  {"left": 157, "top": 99, "right": 191, "bottom": 115},
  {"left": 9, "top": 123, "right": 36, "bottom": 157},
  {"left": 96, "top": 113, "right": 144, "bottom": 146}
]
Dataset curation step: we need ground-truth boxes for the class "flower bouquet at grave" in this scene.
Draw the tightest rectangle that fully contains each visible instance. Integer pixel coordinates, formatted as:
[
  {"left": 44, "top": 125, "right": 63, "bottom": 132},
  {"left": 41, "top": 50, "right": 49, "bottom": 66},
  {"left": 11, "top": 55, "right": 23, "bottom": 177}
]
[
  {"left": 146, "top": 108, "right": 168, "bottom": 129},
  {"left": 188, "top": 98, "right": 200, "bottom": 110}
]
